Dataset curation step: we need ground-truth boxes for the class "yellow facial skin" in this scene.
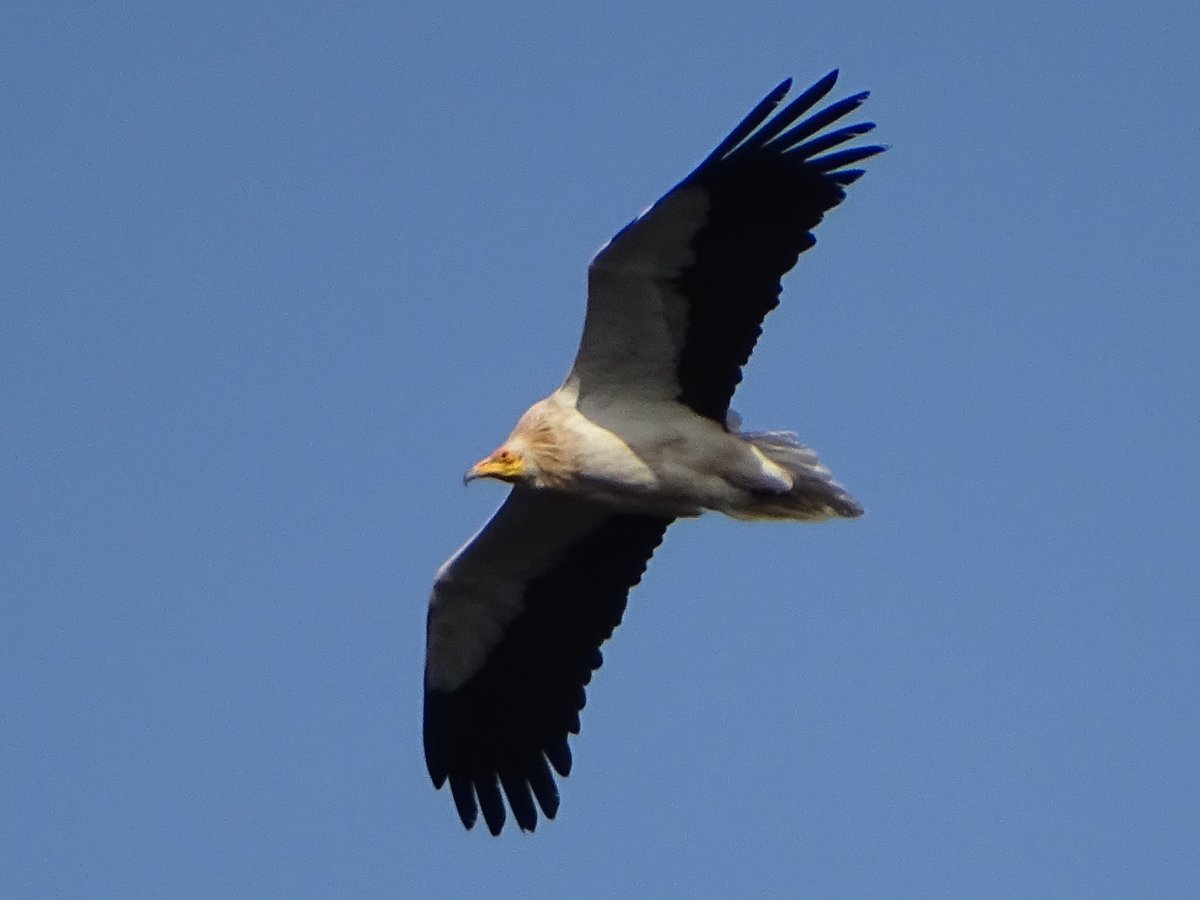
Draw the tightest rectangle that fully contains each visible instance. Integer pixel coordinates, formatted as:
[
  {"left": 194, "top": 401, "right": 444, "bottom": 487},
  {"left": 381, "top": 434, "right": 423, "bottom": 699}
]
[{"left": 463, "top": 448, "right": 526, "bottom": 484}]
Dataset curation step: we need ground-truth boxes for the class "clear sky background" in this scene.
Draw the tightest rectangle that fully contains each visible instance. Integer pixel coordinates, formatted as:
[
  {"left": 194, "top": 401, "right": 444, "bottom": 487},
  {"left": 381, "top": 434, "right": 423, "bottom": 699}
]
[{"left": 3, "top": 2, "right": 1198, "bottom": 898}]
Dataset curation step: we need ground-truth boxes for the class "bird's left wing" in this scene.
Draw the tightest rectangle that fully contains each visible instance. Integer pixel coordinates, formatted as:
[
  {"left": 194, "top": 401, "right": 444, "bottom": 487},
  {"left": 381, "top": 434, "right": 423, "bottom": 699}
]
[
  {"left": 569, "top": 71, "right": 883, "bottom": 423},
  {"left": 424, "top": 488, "right": 672, "bottom": 835}
]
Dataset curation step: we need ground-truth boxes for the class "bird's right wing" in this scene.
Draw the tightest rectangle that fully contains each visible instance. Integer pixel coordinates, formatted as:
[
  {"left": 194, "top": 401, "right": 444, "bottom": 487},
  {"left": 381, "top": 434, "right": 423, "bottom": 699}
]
[{"left": 424, "top": 488, "right": 673, "bottom": 835}]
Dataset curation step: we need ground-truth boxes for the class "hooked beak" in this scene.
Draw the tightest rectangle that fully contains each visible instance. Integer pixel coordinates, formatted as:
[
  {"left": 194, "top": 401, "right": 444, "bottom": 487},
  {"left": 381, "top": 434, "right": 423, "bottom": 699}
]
[{"left": 463, "top": 450, "right": 526, "bottom": 485}]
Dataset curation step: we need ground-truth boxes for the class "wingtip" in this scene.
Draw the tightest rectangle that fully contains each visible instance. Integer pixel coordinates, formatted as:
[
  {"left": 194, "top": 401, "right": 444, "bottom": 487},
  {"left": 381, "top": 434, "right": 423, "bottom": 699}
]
[
  {"left": 809, "top": 143, "right": 888, "bottom": 174},
  {"left": 450, "top": 776, "right": 480, "bottom": 831},
  {"left": 786, "top": 68, "right": 838, "bottom": 107},
  {"left": 764, "top": 77, "right": 793, "bottom": 109}
]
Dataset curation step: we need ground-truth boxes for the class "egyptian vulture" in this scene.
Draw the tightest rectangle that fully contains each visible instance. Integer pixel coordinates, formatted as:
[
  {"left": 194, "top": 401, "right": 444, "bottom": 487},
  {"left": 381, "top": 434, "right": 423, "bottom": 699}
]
[{"left": 424, "top": 70, "right": 882, "bottom": 835}]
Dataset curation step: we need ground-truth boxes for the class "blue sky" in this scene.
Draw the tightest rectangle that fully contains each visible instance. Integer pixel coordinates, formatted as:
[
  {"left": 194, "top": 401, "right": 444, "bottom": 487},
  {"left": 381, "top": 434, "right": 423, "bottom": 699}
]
[{"left": 3, "top": 1, "right": 1198, "bottom": 897}]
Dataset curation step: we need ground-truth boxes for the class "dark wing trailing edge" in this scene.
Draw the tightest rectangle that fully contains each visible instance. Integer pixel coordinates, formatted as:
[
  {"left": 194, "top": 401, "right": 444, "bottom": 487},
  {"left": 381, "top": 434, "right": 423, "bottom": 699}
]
[
  {"left": 674, "top": 70, "right": 884, "bottom": 423},
  {"left": 424, "top": 496, "right": 672, "bottom": 835},
  {"left": 574, "top": 70, "right": 882, "bottom": 424}
]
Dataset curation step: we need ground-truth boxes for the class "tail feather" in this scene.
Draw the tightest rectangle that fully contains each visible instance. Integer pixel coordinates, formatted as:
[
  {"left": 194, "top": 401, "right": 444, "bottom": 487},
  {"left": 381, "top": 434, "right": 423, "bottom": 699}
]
[{"left": 739, "top": 430, "right": 863, "bottom": 521}]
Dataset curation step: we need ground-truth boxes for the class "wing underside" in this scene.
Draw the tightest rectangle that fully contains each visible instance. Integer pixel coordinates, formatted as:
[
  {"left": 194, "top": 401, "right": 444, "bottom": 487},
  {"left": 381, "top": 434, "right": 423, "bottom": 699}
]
[
  {"left": 573, "top": 70, "right": 884, "bottom": 422},
  {"left": 424, "top": 490, "right": 672, "bottom": 834}
]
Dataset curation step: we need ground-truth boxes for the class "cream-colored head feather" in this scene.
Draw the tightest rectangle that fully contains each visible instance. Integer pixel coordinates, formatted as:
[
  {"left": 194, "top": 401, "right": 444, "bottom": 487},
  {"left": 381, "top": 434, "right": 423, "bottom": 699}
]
[{"left": 465, "top": 401, "right": 579, "bottom": 489}]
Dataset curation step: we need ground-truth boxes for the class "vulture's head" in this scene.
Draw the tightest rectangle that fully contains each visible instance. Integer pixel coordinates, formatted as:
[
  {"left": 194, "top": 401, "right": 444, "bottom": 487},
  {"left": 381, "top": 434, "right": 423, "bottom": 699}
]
[
  {"left": 463, "top": 405, "right": 575, "bottom": 489},
  {"left": 464, "top": 446, "right": 527, "bottom": 485}
]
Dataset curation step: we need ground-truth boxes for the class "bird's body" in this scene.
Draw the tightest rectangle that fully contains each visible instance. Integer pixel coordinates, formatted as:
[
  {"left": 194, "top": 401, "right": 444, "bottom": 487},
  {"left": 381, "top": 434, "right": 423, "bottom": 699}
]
[
  {"left": 490, "top": 390, "right": 857, "bottom": 520},
  {"left": 423, "top": 70, "right": 883, "bottom": 835}
]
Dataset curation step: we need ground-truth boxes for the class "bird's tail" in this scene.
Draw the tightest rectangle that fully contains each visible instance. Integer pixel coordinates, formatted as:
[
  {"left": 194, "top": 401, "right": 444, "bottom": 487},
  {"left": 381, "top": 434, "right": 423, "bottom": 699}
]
[{"left": 735, "top": 430, "right": 863, "bottom": 521}]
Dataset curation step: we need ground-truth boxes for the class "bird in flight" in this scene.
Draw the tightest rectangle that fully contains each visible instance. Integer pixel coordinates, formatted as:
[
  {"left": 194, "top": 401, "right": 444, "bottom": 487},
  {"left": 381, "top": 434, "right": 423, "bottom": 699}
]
[{"left": 424, "top": 70, "right": 883, "bottom": 835}]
